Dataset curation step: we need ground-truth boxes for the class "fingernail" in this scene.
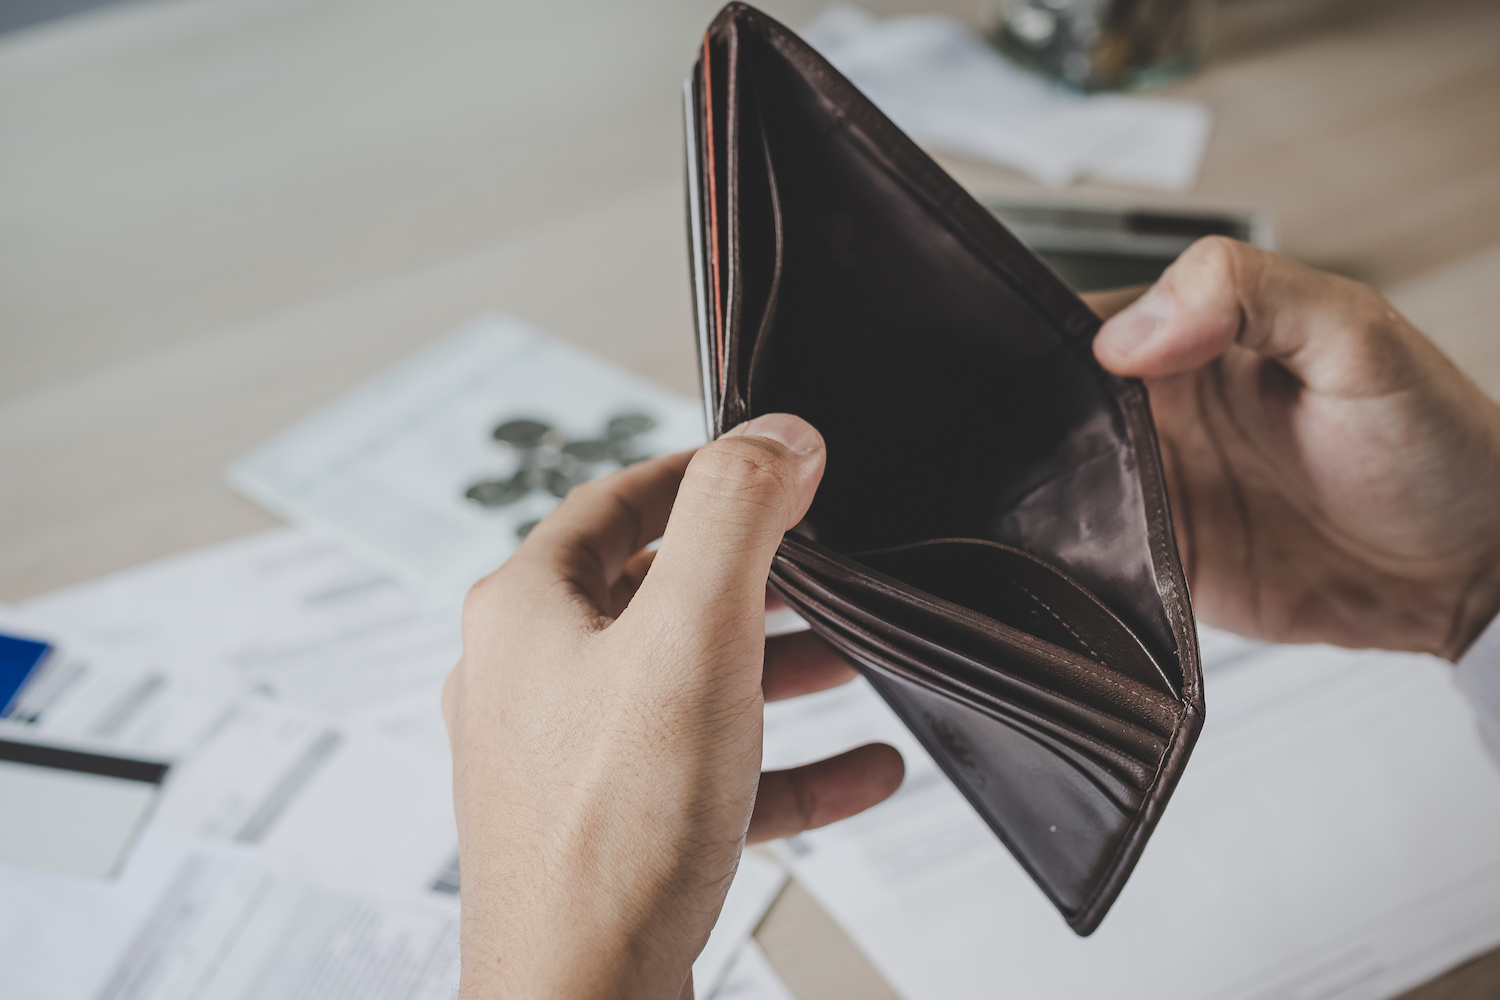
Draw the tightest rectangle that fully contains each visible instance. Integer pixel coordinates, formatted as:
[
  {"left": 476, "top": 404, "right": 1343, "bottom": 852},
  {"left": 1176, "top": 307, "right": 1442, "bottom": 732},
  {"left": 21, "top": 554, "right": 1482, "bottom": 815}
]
[
  {"left": 1098, "top": 286, "right": 1173, "bottom": 359},
  {"left": 724, "top": 413, "right": 823, "bottom": 454}
]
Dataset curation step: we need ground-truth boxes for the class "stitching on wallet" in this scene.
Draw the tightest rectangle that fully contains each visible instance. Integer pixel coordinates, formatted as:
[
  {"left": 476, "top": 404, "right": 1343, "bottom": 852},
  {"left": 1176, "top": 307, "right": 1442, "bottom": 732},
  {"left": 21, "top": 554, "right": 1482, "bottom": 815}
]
[
  {"left": 1014, "top": 586, "right": 1173, "bottom": 725},
  {"left": 1016, "top": 583, "right": 1100, "bottom": 663}
]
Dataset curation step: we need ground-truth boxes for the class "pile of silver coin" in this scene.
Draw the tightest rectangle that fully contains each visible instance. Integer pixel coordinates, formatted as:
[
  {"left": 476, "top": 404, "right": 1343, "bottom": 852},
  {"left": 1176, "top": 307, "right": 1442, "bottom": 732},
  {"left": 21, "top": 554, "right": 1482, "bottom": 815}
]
[{"left": 465, "top": 412, "right": 657, "bottom": 538}]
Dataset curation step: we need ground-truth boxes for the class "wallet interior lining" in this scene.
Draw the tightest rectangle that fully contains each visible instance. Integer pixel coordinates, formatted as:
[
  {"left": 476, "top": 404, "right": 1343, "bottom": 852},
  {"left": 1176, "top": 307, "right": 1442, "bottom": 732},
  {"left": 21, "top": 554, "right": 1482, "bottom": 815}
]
[{"left": 715, "top": 27, "right": 1181, "bottom": 685}]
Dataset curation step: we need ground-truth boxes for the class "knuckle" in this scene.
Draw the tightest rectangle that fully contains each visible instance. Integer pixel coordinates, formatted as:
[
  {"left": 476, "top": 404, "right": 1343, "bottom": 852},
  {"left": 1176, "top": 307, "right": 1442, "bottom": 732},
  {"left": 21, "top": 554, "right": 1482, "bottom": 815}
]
[
  {"left": 567, "top": 476, "right": 609, "bottom": 505},
  {"left": 1346, "top": 294, "right": 1424, "bottom": 384},
  {"left": 693, "top": 437, "right": 792, "bottom": 506},
  {"left": 461, "top": 579, "right": 490, "bottom": 622},
  {"left": 1171, "top": 236, "right": 1263, "bottom": 339},
  {"left": 462, "top": 572, "right": 500, "bottom": 621},
  {"left": 1178, "top": 235, "right": 1249, "bottom": 289},
  {"left": 462, "top": 559, "right": 524, "bottom": 624},
  {"left": 1186, "top": 233, "right": 1245, "bottom": 266},
  {"left": 1348, "top": 280, "right": 1393, "bottom": 324}
]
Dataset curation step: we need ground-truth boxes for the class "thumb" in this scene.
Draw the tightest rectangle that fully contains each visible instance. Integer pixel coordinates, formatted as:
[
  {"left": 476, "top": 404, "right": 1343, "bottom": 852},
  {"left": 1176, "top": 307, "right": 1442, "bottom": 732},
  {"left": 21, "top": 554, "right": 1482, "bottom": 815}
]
[
  {"left": 634, "top": 413, "right": 825, "bottom": 633},
  {"left": 1093, "top": 236, "right": 1258, "bottom": 378},
  {"left": 1092, "top": 236, "right": 1407, "bottom": 395}
]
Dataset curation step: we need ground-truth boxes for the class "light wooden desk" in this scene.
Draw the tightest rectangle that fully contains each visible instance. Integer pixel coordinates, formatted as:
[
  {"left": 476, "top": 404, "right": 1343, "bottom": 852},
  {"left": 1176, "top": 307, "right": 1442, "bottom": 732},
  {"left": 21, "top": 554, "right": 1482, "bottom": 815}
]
[{"left": 2, "top": 0, "right": 1497, "bottom": 996}]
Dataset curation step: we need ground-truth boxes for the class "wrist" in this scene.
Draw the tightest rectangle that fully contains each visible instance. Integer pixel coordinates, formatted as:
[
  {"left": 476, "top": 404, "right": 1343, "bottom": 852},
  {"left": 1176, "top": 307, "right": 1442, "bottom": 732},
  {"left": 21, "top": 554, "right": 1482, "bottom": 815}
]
[
  {"left": 456, "top": 866, "right": 684, "bottom": 1000},
  {"left": 453, "top": 809, "right": 718, "bottom": 1000}
]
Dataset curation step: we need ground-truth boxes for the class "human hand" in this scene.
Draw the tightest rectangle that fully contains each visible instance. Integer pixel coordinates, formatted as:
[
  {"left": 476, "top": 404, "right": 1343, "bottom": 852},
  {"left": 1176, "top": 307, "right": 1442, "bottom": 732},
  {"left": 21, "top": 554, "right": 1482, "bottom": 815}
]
[
  {"left": 443, "top": 413, "right": 904, "bottom": 1000},
  {"left": 1090, "top": 237, "right": 1500, "bottom": 660}
]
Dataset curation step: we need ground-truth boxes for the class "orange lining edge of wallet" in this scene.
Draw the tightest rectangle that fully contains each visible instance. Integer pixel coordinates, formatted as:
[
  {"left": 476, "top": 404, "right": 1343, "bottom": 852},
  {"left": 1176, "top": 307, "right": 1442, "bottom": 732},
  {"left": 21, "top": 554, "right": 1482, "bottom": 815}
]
[{"left": 701, "top": 35, "right": 726, "bottom": 396}]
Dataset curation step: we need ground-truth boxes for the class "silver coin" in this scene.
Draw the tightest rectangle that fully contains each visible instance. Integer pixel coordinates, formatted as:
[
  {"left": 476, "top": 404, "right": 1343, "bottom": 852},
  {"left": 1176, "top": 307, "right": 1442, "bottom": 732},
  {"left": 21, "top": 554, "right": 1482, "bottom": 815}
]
[
  {"left": 561, "top": 438, "right": 613, "bottom": 463},
  {"left": 492, "top": 418, "right": 553, "bottom": 448},
  {"left": 521, "top": 466, "right": 551, "bottom": 490},
  {"left": 465, "top": 477, "right": 529, "bottom": 507},
  {"left": 546, "top": 468, "right": 578, "bottom": 499},
  {"left": 606, "top": 412, "right": 656, "bottom": 440}
]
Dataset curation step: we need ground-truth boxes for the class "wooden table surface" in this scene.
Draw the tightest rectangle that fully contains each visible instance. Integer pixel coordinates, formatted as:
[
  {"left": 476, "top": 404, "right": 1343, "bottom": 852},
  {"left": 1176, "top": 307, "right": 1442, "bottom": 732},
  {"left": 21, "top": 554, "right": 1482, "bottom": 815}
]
[{"left": 2, "top": 0, "right": 1497, "bottom": 996}]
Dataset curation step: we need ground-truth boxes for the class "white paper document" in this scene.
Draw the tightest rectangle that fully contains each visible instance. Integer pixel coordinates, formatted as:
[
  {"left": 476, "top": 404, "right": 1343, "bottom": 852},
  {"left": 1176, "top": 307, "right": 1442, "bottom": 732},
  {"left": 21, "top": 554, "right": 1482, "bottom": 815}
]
[
  {"left": 227, "top": 316, "right": 707, "bottom": 606},
  {"left": 0, "top": 730, "right": 165, "bottom": 878},
  {"left": 710, "top": 941, "right": 797, "bottom": 1000},
  {"left": 15, "top": 528, "right": 460, "bottom": 719},
  {"left": 802, "top": 6, "right": 1212, "bottom": 190},
  {"left": 694, "top": 851, "right": 788, "bottom": 997},
  {"left": 0, "top": 615, "right": 358, "bottom": 851},
  {"left": 254, "top": 723, "right": 456, "bottom": 895},
  {"left": 765, "top": 632, "right": 1500, "bottom": 1000},
  {"left": 0, "top": 826, "right": 459, "bottom": 1000},
  {"left": 11, "top": 649, "right": 458, "bottom": 895},
  {"left": 9, "top": 549, "right": 462, "bottom": 896},
  {"left": 1, "top": 828, "right": 173, "bottom": 1000}
]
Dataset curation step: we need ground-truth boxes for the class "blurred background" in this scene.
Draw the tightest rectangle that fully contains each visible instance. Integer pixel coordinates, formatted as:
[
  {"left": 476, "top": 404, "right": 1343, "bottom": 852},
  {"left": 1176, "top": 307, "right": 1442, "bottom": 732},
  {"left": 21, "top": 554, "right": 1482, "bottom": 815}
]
[
  {"left": 4, "top": 0, "right": 1498, "bottom": 598},
  {"left": 2, "top": 1, "right": 1499, "bottom": 997}
]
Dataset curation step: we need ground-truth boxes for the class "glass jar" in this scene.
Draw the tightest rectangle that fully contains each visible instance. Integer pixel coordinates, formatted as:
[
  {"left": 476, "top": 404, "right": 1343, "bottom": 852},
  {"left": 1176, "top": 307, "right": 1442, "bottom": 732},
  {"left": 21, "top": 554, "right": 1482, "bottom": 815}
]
[{"left": 990, "top": 0, "right": 1216, "bottom": 92}]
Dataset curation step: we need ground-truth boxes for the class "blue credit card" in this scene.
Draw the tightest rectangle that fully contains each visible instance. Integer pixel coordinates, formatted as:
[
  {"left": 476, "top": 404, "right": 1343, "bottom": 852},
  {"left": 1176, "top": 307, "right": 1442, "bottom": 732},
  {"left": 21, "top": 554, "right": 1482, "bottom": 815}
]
[{"left": 0, "top": 632, "right": 53, "bottom": 717}]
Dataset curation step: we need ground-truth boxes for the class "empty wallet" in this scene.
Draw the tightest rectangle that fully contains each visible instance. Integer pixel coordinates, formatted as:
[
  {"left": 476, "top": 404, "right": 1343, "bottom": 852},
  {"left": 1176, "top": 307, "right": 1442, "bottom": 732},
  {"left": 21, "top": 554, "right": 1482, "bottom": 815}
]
[{"left": 684, "top": 3, "right": 1204, "bottom": 935}]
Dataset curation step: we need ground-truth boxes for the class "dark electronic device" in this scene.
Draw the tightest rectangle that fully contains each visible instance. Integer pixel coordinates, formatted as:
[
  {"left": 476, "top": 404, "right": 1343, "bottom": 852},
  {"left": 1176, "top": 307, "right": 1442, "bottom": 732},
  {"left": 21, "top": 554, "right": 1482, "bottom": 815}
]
[{"left": 984, "top": 197, "right": 1272, "bottom": 293}]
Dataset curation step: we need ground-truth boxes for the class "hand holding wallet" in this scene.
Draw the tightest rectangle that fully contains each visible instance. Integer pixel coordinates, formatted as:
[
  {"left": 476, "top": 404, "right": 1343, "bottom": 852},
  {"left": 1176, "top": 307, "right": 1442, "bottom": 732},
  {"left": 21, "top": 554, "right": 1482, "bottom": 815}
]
[{"left": 685, "top": 3, "right": 1204, "bottom": 935}]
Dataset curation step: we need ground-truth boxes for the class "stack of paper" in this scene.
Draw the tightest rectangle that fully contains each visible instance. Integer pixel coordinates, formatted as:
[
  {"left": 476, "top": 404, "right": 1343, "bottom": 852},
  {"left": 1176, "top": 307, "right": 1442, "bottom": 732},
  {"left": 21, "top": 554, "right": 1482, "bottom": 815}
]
[{"left": 801, "top": 6, "right": 1212, "bottom": 190}]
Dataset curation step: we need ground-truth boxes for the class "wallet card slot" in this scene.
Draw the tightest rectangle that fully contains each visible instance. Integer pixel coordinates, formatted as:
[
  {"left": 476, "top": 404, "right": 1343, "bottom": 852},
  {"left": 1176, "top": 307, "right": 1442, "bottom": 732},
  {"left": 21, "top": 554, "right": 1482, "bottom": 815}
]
[
  {"left": 727, "top": 69, "right": 784, "bottom": 418},
  {"left": 773, "top": 564, "right": 1153, "bottom": 810},
  {"left": 838, "top": 594, "right": 1169, "bottom": 773},
  {"left": 782, "top": 535, "right": 1181, "bottom": 739},
  {"left": 776, "top": 557, "right": 1170, "bottom": 775},
  {"left": 743, "top": 85, "right": 784, "bottom": 414},
  {"left": 834, "top": 570, "right": 1179, "bottom": 742},
  {"left": 854, "top": 537, "right": 1175, "bottom": 697}
]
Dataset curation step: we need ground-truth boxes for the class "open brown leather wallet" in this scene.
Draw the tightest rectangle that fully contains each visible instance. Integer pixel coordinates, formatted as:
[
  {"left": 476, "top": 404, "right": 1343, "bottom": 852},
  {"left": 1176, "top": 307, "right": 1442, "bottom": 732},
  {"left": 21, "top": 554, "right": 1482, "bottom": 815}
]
[{"left": 685, "top": 3, "right": 1204, "bottom": 935}]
